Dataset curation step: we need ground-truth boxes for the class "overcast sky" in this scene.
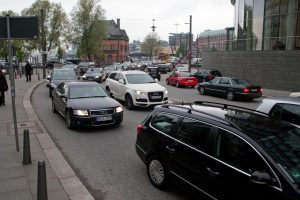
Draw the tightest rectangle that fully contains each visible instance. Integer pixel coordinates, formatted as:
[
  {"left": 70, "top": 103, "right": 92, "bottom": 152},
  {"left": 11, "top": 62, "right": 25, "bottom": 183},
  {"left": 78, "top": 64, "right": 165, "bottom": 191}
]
[{"left": 0, "top": 0, "right": 234, "bottom": 42}]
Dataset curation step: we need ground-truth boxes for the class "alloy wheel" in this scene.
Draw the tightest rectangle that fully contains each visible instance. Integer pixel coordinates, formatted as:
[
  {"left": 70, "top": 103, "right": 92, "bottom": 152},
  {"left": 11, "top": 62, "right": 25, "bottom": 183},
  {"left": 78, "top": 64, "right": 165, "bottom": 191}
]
[
  {"left": 227, "top": 91, "right": 235, "bottom": 101},
  {"left": 148, "top": 159, "right": 165, "bottom": 186}
]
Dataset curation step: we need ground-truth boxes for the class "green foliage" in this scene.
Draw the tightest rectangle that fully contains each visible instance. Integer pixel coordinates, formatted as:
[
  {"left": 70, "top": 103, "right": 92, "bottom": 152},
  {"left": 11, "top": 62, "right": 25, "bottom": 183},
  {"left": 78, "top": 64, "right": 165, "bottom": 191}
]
[
  {"left": 141, "top": 32, "right": 160, "bottom": 59},
  {"left": 57, "top": 46, "right": 63, "bottom": 60},
  {"left": 71, "top": 0, "right": 106, "bottom": 61},
  {"left": 176, "top": 44, "right": 186, "bottom": 58}
]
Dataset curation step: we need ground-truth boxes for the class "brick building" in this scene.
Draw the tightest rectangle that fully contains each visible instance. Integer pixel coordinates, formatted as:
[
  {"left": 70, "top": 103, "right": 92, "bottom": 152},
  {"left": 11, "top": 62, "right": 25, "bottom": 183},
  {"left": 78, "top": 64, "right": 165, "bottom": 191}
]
[{"left": 101, "top": 19, "right": 129, "bottom": 65}]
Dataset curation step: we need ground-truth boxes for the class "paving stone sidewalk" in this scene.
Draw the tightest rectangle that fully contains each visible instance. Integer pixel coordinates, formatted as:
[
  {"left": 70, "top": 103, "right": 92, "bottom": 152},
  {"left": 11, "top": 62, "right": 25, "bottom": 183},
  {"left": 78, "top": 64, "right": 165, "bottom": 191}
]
[{"left": 0, "top": 70, "right": 94, "bottom": 200}]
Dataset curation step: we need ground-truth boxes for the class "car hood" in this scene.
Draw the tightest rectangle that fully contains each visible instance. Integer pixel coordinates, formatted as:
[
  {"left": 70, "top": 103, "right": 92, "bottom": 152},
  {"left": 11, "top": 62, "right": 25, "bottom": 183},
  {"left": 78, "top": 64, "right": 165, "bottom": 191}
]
[
  {"left": 68, "top": 97, "right": 121, "bottom": 110},
  {"left": 127, "top": 83, "right": 166, "bottom": 92}
]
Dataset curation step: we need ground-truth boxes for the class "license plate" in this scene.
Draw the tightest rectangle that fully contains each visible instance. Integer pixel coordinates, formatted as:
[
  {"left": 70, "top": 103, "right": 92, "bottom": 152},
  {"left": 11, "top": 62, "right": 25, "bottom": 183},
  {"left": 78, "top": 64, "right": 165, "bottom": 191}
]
[
  {"left": 187, "top": 80, "right": 193, "bottom": 82},
  {"left": 251, "top": 89, "right": 257, "bottom": 92},
  {"left": 96, "top": 115, "right": 112, "bottom": 122},
  {"left": 151, "top": 96, "right": 162, "bottom": 99}
]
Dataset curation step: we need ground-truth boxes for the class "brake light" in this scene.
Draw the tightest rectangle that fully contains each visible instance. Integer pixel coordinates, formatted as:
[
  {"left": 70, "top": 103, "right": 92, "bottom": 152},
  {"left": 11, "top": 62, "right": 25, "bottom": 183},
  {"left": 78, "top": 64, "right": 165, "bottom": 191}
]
[
  {"left": 243, "top": 88, "right": 250, "bottom": 93},
  {"left": 207, "top": 74, "right": 213, "bottom": 80},
  {"left": 137, "top": 124, "right": 143, "bottom": 135},
  {"left": 259, "top": 88, "right": 263, "bottom": 93}
]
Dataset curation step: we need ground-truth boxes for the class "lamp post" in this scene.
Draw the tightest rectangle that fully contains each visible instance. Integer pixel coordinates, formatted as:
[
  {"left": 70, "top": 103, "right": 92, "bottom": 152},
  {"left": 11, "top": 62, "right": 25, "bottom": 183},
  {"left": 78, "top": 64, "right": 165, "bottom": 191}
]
[{"left": 185, "top": 15, "right": 192, "bottom": 73}]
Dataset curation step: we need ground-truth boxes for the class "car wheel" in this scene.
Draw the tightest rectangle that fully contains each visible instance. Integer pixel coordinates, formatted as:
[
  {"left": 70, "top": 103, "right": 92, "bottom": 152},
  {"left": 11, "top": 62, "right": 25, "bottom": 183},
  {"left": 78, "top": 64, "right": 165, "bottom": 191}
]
[
  {"left": 65, "top": 110, "right": 73, "bottom": 129},
  {"left": 199, "top": 86, "right": 206, "bottom": 95},
  {"left": 147, "top": 156, "right": 169, "bottom": 189},
  {"left": 226, "top": 91, "right": 235, "bottom": 101},
  {"left": 49, "top": 88, "right": 52, "bottom": 98},
  {"left": 125, "top": 94, "right": 134, "bottom": 110},
  {"left": 166, "top": 80, "right": 169, "bottom": 85},
  {"left": 176, "top": 82, "right": 180, "bottom": 88},
  {"left": 52, "top": 100, "right": 57, "bottom": 113},
  {"left": 106, "top": 86, "right": 110, "bottom": 93}
]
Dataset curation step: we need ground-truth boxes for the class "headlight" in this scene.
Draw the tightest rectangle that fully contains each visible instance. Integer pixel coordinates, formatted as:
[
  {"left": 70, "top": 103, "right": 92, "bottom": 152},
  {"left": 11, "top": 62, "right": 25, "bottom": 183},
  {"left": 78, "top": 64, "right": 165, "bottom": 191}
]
[
  {"left": 95, "top": 75, "right": 99, "bottom": 78},
  {"left": 82, "top": 75, "right": 86, "bottom": 78},
  {"left": 116, "top": 106, "right": 123, "bottom": 113},
  {"left": 134, "top": 90, "right": 146, "bottom": 96},
  {"left": 164, "top": 89, "right": 168, "bottom": 94},
  {"left": 73, "top": 110, "right": 89, "bottom": 116}
]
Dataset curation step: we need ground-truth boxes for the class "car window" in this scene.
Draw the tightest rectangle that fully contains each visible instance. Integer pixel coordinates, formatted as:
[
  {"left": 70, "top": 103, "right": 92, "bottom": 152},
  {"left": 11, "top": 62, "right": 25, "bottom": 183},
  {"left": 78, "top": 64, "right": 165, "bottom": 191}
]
[
  {"left": 211, "top": 70, "right": 222, "bottom": 76},
  {"left": 109, "top": 73, "right": 117, "bottom": 80},
  {"left": 151, "top": 113, "right": 180, "bottom": 136},
  {"left": 231, "top": 78, "right": 252, "bottom": 85},
  {"left": 52, "top": 70, "right": 76, "bottom": 80},
  {"left": 69, "top": 85, "right": 108, "bottom": 99},
  {"left": 202, "top": 71, "right": 209, "bottom": 75},
  {"left": 119, "top": 74, "right": 125, "bottom": 81},
  {"left": 219, "top": 78, "right": 230, "bottom": 84},
  {"left": 179, "top": 72, "right": 191, "bottom": 77},
  {"left": 56, "top": 83, "right": 65, "bottom": 94},
  {"left": 126, "top": 74, "right": 155, "bottom": 84},
  {"left": 270, "top": 103, "right": 300, "bottom": 126},
  {"left": 211, "top": 77, "right": 221, "bottom": 84},
  {"left": 176, "top": 118, "right": 211, "bottom": 151},
  {"left": 215, "top": 128, "right": 269, "bottom": 173}
]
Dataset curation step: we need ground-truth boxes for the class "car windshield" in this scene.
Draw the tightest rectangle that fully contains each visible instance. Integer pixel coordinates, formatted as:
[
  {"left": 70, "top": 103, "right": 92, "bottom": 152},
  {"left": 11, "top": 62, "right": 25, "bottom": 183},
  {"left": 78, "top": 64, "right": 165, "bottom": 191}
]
[
  {"left": 126, "top": 74, "right": 156, "bottom": 84},
  {"left": 87, "top": 68, "right": 102, "bottom": 74},
  {"left": 148, "top": 68, "right": 158, "bottom": 72},
  {"left": 69, "top": 85, "right": 108, "bottom": 99},
  {"left": 52, "top": 70, "right": 75, "bottom": 80},
  {"left": 179, "top": 72, "right": 191, "bottom": 77},
  {"left": 231, "top": 78, "right": 252, "bottom": 85},
  {"left": 257, "top": 127, "right": 300, "bottom": 187},
  {"left": 104, "top": 66, "right": 114, "bottom": 71},
  {"left": 62, "top": 65, "right": 75, "bottom": 69}
]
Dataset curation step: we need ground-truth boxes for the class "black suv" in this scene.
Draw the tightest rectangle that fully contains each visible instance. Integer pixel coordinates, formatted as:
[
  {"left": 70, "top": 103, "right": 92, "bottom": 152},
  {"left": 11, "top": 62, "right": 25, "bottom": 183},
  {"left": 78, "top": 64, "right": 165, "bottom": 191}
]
[
  {"left": 193, "top": 69, "right": 222, "bottom": 83},
  {"left": 135, "top": 102, "right": 300, "bottom": 200},
  {"left": 146, "top": 66, "right": 161, "bottom": 81}
]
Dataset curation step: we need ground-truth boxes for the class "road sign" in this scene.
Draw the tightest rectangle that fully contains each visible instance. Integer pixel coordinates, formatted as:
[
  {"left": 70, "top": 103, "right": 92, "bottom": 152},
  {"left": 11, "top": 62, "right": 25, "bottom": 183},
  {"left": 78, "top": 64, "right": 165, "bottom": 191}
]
[{"left": 0, "top": 16, "right": 38, "bottom": 39}]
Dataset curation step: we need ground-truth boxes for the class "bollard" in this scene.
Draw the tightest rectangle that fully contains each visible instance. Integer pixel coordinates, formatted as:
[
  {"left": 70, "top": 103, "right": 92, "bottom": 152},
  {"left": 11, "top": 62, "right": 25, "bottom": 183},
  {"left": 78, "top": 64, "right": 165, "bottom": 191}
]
[
  {"left": 38, "top": 73, "right": 40, "bottom": 80},
  {"left": 37, "top": 161, "right": 48, "bottom": 200},
  {"left": 23, "top": 129, "right": 32, "bottom": 165}
]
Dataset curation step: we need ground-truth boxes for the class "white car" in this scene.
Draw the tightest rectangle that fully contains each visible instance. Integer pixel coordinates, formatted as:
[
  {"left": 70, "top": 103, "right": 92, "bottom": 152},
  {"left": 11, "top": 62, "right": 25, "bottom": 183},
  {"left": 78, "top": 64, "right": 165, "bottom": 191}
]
[{"left": 105, "top": 70, "right": 168, "bottom": 109}]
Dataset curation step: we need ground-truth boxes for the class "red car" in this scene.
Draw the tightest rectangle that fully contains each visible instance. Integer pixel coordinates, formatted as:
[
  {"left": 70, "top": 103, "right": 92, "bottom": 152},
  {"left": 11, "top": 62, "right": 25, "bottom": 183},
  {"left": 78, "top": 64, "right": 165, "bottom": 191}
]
[{"left": 166, "top": 72, "right": 198, "bottom": 88}]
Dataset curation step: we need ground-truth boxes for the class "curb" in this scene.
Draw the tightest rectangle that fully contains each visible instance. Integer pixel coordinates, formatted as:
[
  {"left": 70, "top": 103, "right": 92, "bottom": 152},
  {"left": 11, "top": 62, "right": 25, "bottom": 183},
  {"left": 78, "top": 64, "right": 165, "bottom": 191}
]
[{"left": 23, "top": 80, "right": 95, "bottom": 200}]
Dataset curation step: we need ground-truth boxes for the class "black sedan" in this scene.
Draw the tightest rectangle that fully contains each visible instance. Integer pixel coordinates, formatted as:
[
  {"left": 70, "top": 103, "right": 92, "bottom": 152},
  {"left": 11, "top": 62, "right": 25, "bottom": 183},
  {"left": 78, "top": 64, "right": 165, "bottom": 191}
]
[
  {"left": 82, "top": 67, "right": 104, "bottom": 83},
  {"left": 197, "top": 77, "right": 262, "bottom": 101},
  {"left": 52, "top": 81, "right": 123, "bottom": 129}
]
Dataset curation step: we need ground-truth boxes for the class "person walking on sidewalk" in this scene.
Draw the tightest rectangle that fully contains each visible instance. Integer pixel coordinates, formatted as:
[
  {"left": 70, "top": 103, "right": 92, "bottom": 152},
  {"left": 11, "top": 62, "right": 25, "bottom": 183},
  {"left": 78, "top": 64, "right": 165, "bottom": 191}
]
[
  {"left": 25, "top": 61, "right": 32, "bottom": 82},
  {"left": 0, "top": 70, "right": 8, "bottom": 106}
]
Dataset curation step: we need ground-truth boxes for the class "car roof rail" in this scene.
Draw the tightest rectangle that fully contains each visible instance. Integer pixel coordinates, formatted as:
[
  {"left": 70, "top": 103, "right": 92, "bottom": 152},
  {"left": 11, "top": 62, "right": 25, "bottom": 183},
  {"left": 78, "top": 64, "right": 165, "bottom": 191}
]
[
  {"left": 161, "top": 103, "right": 240, "bottom": 129},
  {"left": 193, "top": 101, "right": 271, "bottom": 117}
]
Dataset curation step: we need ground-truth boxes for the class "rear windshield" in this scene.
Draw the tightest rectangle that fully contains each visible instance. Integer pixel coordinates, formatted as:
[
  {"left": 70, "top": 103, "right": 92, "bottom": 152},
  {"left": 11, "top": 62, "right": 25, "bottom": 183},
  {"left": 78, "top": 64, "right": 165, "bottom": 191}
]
[
  {"left": 211, "top": 70, "right": 222, "bottom": 76},
  {"left": 231, "top": 78, "right": 252, "bottom": 85},
  {"left": 52, "top": 70, "right": 75, "bottom": 80}
]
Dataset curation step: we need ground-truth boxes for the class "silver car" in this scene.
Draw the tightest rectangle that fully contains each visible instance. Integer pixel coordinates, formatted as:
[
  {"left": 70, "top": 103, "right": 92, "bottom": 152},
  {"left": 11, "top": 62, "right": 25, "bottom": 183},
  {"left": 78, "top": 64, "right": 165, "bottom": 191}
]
[{"left": 256, "top": 97, "right": 300, "bottom": 127}]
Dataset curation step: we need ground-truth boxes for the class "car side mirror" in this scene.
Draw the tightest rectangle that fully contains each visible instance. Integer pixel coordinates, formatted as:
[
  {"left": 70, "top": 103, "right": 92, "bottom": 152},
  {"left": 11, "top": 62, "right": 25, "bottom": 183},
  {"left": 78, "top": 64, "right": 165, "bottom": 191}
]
[
  {"left": 250, "top": 171, "right": 272, "bottom": 185},
  {"left": 118, "top": 79, "right": 125, "bottom": 84},
  {"left": 60, "top": 94, "right": 67, "bottom": 99}
]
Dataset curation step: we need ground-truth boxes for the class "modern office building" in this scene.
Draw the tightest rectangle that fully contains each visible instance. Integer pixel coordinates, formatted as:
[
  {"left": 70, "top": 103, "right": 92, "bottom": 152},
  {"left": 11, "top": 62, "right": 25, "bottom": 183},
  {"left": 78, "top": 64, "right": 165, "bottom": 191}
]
[{"left": 202, "top": 0, "right": 300, "bottom": 91}]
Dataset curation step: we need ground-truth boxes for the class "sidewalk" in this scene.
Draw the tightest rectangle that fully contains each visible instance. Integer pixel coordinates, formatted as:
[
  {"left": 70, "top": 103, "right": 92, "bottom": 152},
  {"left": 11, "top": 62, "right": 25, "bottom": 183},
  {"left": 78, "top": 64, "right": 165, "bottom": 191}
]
[{"left": 0, "top": 70, "right": 94, "bottom": 200}]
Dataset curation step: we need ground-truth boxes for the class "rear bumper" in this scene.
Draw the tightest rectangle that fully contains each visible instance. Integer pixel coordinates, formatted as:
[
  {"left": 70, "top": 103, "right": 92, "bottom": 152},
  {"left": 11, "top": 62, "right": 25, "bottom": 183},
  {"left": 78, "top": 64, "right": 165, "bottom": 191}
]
[{"left": 236, "top": 92, "right": 262, "bottom": 99}]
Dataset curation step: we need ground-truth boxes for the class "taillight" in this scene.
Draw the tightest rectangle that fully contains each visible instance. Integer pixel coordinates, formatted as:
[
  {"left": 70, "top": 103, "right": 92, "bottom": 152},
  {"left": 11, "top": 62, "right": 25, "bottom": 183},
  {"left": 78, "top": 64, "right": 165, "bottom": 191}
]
[
  {"left": 243, "top": 88, "right": 250, "bottom": 93},
  {"left": 137, "top": 124, "right": 143, "bottom": 135},
  {"left": 259, "top": 88, "right": 263, "bottom": 93},
  {"left": 207, "top": 74, "right": 213, "bottom": 80}
]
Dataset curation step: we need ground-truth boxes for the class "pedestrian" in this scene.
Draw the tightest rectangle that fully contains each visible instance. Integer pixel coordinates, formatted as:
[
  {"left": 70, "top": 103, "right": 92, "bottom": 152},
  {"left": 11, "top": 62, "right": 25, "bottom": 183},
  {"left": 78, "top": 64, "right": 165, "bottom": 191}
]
[
  {"left": 0, "top": 70, "right": 8, "bottom": 106},
  {"left": 25, "top": 61, "right": 32, "bottom": 82}
]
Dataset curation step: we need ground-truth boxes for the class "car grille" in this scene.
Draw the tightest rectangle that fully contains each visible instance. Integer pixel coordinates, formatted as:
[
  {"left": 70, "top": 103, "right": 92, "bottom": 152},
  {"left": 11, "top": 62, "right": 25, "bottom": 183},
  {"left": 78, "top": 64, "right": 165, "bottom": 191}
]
[
  {"left": 90, "top": 109, "right": 115, "bottom": 116},
  {"left": 148, "top": 92, "right": 163, "bottom": 102}
]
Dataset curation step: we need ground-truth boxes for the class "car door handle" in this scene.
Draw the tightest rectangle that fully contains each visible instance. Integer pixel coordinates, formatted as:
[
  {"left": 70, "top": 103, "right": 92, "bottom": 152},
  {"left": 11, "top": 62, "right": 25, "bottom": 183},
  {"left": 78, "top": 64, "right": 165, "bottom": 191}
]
[
  {"left": 166, "top": 146, "right": 175, "bottom": 153},
  {"left": 206, "top": 167, "right": 220, "bottom": 176}
]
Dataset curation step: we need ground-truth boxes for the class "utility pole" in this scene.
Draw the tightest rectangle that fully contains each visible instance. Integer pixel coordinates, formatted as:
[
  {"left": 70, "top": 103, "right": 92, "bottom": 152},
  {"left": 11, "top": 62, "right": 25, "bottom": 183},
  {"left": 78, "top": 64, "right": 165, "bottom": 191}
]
[
  {"left": 41, "top": 9, "right": 46, "bottom": 79},
  {"left": 188, "top": 15, "right": 192, "bottom": 73}
]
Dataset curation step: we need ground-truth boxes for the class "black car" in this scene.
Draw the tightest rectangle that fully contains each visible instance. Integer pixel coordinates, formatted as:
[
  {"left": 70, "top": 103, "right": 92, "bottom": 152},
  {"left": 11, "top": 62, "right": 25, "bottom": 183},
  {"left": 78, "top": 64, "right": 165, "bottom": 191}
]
[
  {"left": 135, "top": 101, "right": 300, "bottom": 200},
  {"left": 193, "top": 69, "right": 222, "bottom": 83},
  {"left": 157, "top": 64, "right": 168, "bottom": 74},
  {"left": 52, "top": 81, "right": 123, "bottom": 129},
  {"left": 76, "top": 62, "right": 93, "bottom": 76},
  {"left": 103, "top": 65, "right": 115, "bottom": 80},
  {"left": 82, "top": 67, "right": 104, "bottom": 83},
  {"left": 146, "top": 66, "right": 161, "bottom": 81},
  {"left": 197, "top": 77, "right": 262, "bottom": 101},
  {"left": 48, "top": 69, "right": 77, "bottom": 97}
]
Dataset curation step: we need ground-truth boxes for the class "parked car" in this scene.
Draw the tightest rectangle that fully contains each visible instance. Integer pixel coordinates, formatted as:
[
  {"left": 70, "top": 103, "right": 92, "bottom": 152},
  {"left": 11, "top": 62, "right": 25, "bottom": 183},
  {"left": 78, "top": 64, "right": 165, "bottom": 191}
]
[
  {"left": 166, "top": 71, "right": 198, "bottom": 88},
  {"left": 146, "top": 66, "right": 161, "bottom": 81},
  {"left": 82, "top": 67, "right": 104, "bottom": 83},
  {"left": 52, "top": 81, "right": 123, "bottom": 129},
  {"left": 105, "top": 70, "right": 168, "bottom": 110},
  {"left": 256, "top": 96, "right": 300, "bottom": 127},
  {"left": 174, "top": 64, "right": 189, "bottom": 72},
  {"left": 197, "top": 77, "right": 262, "bottom": 101},
  {"left": 76, "top": 61, "right": 94, "bottom": 75},
  {"left": 193, "top": 69, "right": 222, "bottom": 83},
  {"left": 48, "top": 69, "right": 77, "bottom": 97},
  {"left": 135, "top": 101, "right": 300, "bottom": 200}
]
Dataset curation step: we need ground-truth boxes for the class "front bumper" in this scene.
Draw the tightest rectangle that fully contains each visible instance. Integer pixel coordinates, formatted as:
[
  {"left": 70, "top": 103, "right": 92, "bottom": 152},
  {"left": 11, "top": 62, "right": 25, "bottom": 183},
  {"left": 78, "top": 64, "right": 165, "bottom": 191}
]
[{"left": 71, "top": 112, "right": 123, "bottom": 127}]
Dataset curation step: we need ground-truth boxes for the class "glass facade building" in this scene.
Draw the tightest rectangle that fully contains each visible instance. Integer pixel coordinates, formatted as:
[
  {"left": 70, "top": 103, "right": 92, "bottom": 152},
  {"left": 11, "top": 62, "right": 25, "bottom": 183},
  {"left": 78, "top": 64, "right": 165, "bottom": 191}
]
[{"left": 233, "top": 0, "right": 300, "bottom": 50}]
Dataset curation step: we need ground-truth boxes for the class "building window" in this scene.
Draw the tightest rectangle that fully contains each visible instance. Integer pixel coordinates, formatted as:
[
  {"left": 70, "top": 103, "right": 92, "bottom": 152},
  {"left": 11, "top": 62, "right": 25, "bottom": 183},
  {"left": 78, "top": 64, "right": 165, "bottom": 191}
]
[
  {"left": 120, "top": 45, "right": 123, "bottom": 51},
  {"left": 110, "top": 45, "right": 114, "bottom": 50}
]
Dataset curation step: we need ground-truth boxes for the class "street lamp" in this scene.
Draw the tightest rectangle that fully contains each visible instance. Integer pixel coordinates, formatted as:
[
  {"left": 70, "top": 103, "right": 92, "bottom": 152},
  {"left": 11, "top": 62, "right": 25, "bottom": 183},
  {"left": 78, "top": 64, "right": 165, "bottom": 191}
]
[{"left": 185, "top": 15, "right": 192, "bottom": 73}]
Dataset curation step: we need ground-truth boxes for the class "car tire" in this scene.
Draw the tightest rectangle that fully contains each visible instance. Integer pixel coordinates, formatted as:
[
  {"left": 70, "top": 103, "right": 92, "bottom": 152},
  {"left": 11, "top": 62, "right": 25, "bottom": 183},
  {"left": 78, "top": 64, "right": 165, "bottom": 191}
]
[
  {"left": 226, "top": 91, "right": 235, "bottom": 101},
  {"left": 125, "top": 94, "right": 134, "bottom": 110},
  {"left": 176, "top": 82, "right": 180, "bottom": 88},
  {"left": 49, "top": 88, "right": 53, "bottom": 98},
  {"left": 52, "top": 100, "right": 57, "bottom": 113},
  {"left": 65, "top": 110, "right": 73, "bottom": 129},
  {"left": 147, "top": 156, "right": 169, "bottom": 189},
  {"left": 199, "top": 86, "right": 206, "bottom": 95}
]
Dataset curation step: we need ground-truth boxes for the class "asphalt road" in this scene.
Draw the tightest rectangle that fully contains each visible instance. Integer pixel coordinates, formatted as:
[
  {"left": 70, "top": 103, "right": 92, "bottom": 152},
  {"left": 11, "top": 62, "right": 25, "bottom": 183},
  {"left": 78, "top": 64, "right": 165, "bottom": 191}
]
[{"left": 32, "top": 73, "right": 262, "bottom": 200}]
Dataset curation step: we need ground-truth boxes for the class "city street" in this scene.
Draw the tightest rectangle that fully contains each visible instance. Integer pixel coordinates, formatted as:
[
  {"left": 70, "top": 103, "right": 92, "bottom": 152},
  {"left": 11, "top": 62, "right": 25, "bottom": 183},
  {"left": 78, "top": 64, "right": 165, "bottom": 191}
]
[{"left": 31, "top": 72, "right": 263, "bottom": 200}]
